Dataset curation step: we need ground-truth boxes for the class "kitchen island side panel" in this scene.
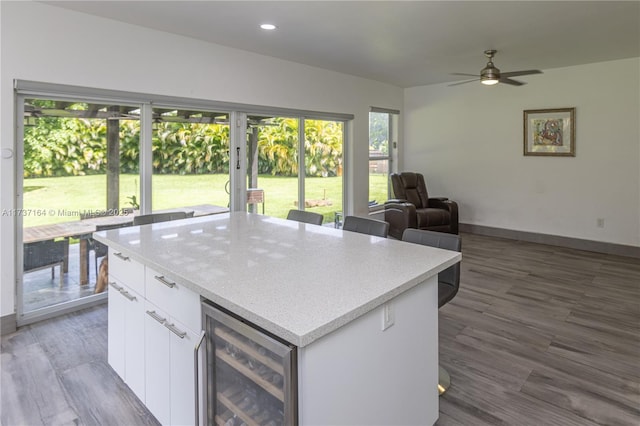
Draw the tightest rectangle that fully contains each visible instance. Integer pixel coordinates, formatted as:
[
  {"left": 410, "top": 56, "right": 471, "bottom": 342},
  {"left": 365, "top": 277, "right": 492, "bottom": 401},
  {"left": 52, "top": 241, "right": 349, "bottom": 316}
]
[{"left": 297, "top": 276, "right": 439, "bottom": 425}]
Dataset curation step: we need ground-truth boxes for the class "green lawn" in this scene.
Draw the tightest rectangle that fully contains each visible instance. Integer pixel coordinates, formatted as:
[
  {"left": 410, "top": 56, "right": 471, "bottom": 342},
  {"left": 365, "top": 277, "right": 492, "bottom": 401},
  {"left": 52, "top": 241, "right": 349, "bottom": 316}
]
[{"left": 22, "top": 174, "right": 389, "bottom": 227}]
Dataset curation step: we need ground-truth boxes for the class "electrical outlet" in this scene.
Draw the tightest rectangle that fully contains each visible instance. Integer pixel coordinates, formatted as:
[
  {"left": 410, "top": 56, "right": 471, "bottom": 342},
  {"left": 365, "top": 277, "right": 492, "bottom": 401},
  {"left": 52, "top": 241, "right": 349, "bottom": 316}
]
[
  {"left": 382, "top": 302, "right": 395, "bottom": 331},
  {"left": 597, "top": 218, "right": 605, "bottom": 228}
]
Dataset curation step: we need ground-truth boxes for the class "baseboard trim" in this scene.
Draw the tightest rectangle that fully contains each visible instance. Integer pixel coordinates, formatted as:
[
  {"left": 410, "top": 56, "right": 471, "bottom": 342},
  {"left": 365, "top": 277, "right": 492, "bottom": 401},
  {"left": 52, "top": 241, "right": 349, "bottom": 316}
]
[
  {"left": 459, "top": 223, "right": 640, "bottom": 259},
  {"left": 1, "top": 313, "right": 17, "bottom": 335}
]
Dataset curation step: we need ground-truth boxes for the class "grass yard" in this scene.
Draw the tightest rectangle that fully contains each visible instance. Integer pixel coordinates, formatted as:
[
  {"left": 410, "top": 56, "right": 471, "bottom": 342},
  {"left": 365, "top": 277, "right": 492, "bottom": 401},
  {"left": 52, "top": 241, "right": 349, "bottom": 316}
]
[{"left": 22, "top": 173, "right": 390, "bottom": 228}]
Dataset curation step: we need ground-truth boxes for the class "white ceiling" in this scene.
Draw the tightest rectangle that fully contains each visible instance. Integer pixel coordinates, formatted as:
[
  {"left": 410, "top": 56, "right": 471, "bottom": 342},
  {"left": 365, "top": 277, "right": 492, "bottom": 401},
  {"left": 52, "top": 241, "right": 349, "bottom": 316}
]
[{"left": 44, "top": 1, "right": 640, "bottom": 88}]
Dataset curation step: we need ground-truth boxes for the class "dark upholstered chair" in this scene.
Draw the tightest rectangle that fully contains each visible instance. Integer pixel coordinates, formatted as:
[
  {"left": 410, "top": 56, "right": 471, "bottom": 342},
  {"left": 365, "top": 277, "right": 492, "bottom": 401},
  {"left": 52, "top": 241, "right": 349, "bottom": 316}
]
[
  {"left": 24, "top": 239, "right": 69, "bottom": 287},
  {"left": 342, "top": 216, "right": 389, "bottom": 238},
  {"left": 384, "top": 172, "right": 459, "bottom": 239},
  {"left": 286, "top": 209, "right": 324, "bottom": 226},
  {"left": 402, "top": 228, "right": 461, "bottom": 395},
  {"left": 133, "top": 211, "right": 189, "bottom": 226}
]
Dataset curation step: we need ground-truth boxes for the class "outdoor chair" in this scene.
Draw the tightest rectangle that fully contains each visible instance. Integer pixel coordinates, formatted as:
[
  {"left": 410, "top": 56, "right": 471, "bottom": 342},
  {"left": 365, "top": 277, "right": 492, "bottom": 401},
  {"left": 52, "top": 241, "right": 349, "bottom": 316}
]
[
  {"left": 133, "top": 211, "right": 189, "bottom": 226},
  {"left": 23, "top": 239, "right": 69, "bottom": 287}
]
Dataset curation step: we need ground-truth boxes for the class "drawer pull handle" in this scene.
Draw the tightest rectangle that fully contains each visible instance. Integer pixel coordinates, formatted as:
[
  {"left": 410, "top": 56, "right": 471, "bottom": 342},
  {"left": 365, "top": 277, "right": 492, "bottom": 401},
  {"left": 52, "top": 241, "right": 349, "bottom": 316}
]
[
  {"left": 154, "top": 275, "right": 176, "bottom": 288},
  {"left": 108, "top": 281, "right": 123, "bottom": 292},
  {"left": 165, "top": 323, "right": 186, "bottom": 339},
  {"left": 120, "top": 291, "right": 137, "bottom": 302},
  {"left": 113, "top": 252, "right": 130, "bottom": 261},
  {"left": 146, "top": 310, "right": 166, "bottom": 324}
]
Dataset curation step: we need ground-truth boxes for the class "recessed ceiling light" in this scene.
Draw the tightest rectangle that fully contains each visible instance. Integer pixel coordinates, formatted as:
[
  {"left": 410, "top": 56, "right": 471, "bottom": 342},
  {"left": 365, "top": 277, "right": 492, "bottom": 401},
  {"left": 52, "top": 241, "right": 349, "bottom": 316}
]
[{"left": 260, "top": 23, "right": 277, "bottom": 30}]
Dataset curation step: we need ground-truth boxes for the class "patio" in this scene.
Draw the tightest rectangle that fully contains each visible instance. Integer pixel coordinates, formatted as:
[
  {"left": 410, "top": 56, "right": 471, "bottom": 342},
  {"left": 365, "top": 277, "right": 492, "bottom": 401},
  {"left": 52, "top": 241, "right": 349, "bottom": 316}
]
[{"left": 23, "top": 241, "right": 101, "bottom": 313}]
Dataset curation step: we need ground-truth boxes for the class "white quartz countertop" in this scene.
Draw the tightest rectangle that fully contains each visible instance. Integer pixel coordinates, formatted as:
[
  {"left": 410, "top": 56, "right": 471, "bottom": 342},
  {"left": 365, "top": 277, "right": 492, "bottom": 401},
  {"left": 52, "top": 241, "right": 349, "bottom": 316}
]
[{"left": 94, "top": 212, "right": 461, "bottom": 347}]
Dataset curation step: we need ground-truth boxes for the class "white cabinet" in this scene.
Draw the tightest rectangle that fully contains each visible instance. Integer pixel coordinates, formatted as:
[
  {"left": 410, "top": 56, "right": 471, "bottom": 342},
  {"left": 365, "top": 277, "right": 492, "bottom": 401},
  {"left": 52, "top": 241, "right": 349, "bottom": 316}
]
[
  {"left": 169, "top": 317, "right": 200, "bottom": 426},
  {"left": 107, "top": 280, "right": 126, "bottom": 378},
  {"left": 107, "top": 250, "right": 202, "bottom": 426},
  {"left": 144, "top": 301, "right": 201, "bottom": 426},
  {"left": 144, "top": 303, "right": 171, "bottom": 425},
  {"left": 107, "top": 277, "right": 146, "bottom": 401},
  {"left": 108, "top": 246, "right": 146, "bottom": 400},
  {"left": 146, "top": 267, "right": 201, "bottom": 332},
  {"left": 144, "top": 267, "right": 202, "bottom": 426}
]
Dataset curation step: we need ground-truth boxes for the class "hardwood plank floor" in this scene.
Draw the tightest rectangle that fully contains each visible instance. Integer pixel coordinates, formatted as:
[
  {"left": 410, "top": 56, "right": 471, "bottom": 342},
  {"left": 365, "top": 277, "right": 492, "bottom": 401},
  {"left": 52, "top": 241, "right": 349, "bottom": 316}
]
[
  {"left": 2, "top": 233, "right": 639, "bottom": 425},
  {"left": 437, "top": 233, "right": 640, "bottom": 426},
  {"left": 1, "top": 306, "right": 158, "bottom": 426}
]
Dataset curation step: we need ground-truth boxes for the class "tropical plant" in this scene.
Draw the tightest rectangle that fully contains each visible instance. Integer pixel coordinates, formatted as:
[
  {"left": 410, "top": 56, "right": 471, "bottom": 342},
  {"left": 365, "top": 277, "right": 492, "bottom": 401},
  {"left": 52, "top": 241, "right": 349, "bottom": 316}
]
[{"left": 23, "top": 112, "right": 342, "bottom": 178}]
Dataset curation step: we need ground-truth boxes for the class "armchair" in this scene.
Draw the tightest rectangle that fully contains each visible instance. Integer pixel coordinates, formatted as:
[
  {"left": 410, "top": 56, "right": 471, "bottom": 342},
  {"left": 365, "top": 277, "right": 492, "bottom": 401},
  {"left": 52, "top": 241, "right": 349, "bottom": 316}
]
[{"left": 384, "top": 172, "right": 458, "bottom": 239}]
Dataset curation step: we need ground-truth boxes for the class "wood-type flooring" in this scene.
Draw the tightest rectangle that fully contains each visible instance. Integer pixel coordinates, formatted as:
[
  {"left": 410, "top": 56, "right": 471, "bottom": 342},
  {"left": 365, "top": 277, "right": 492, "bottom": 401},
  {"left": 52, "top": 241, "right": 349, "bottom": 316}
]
[{"left": 1, "top": 233, "right": 639, "bottom": 425}]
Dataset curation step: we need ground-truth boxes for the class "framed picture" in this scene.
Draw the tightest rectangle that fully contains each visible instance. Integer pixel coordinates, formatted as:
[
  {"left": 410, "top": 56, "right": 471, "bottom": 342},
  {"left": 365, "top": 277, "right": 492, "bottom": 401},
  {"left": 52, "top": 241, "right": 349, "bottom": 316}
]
[{"left": 524, "top": 107, "right": 575, "bottom": 156}]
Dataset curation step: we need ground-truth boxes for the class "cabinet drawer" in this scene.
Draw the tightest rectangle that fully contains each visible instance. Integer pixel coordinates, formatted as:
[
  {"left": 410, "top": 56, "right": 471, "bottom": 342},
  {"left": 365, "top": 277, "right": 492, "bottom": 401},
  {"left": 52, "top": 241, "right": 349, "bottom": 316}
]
[
  {"left": 109, "top": 248, "right": 144, "bottom": 295},
  {"left": 146, "top": 267, "right": 200, "bottom": 332}
]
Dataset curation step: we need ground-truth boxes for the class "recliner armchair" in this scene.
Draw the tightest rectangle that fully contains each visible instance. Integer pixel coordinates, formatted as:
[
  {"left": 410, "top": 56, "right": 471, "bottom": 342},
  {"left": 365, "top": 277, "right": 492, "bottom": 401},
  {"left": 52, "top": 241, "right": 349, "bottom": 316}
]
[{"left": 384, "top": 172, "right": 459, "bottom": 239}]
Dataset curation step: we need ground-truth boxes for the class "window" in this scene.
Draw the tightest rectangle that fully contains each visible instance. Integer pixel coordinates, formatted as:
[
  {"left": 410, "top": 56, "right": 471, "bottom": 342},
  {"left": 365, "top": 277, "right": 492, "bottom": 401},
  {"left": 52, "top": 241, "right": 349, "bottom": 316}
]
[{"left": 368, "top": 109, "right": 398, "bottom": 207}]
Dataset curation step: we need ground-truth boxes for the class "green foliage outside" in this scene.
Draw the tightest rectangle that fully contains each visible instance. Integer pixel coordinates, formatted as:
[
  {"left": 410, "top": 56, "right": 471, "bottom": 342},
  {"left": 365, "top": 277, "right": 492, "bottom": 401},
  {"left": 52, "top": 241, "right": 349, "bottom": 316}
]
[
  {"left": 369, "top": 112, "right": 389, "bottom": 155},
  {"left": 23, "top": 108, "right": 343, "bottom": 178}
]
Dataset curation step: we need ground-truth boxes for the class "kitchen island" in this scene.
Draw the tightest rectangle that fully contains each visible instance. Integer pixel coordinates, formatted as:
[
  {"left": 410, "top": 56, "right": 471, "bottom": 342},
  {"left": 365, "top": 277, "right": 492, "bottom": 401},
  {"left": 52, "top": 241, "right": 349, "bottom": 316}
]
[{"left": 95, "top": 212, "right": 461, "bottom": 425}]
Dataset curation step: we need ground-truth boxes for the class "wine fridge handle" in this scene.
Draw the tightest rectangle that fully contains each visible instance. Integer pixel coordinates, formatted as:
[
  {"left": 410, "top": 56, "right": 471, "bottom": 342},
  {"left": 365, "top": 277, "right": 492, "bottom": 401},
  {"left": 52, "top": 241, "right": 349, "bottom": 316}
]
[{"left": 194, "top": 330, "right": 206, "bottom": 426}]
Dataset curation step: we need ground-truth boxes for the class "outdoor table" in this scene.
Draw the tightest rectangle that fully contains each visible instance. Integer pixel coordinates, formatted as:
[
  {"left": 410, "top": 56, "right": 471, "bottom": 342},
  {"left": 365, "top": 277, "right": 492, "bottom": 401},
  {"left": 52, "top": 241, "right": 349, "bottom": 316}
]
[{"left": 23, "top": 204, "right": 229, "bottom": 285}]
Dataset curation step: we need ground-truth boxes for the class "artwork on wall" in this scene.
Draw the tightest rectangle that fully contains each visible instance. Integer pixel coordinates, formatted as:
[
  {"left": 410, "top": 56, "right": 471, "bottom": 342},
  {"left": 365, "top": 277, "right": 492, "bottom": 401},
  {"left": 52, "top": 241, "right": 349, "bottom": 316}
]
[{"left": 523, "top": 107, "right": 575, "bottom": 156}]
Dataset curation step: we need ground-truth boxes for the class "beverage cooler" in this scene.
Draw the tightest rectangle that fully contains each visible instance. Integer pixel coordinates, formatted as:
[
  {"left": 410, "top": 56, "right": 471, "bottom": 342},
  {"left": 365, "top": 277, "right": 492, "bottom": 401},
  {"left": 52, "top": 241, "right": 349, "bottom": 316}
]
[{"left": 201, "top": 300, "right": 298, "bottom": 425}]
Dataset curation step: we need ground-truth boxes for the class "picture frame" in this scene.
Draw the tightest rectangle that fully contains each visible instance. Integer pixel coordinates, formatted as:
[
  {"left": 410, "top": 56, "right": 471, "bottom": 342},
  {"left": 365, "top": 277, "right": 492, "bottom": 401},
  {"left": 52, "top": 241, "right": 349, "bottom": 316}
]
[{"left": 523, "top": 107, "right": 575, "bottom": 156}]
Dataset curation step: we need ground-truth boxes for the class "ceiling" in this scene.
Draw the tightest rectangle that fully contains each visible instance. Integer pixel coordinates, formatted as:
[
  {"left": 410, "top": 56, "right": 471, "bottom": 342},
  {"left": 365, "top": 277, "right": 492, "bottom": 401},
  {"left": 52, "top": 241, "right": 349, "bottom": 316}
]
[{"left": 44, "top": 1, "right": 640, "bottom": 88}]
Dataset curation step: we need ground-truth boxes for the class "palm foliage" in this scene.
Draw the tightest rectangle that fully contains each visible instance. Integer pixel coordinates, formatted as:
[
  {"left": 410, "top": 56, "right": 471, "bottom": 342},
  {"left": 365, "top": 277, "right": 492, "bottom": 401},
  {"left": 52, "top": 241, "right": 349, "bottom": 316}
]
[{"left": 24, "top": 115, "right": 342, "bottom": 178}]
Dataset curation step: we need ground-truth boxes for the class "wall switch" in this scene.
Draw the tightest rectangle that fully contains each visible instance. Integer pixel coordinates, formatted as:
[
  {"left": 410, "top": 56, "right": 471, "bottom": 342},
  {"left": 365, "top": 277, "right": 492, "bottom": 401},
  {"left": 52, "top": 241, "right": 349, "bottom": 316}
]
[
  {"left": 597, "top": 218, "right": 605, "bottom": 228},
  {"left": 382, "top": 302, "right": 395, "bottom": 331}
]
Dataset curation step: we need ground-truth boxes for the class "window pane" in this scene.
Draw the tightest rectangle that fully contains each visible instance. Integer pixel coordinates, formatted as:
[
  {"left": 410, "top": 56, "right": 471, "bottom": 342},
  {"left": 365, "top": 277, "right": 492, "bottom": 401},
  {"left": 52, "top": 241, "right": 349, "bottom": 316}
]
[
  {"left": 247, "top": 115, "right": 299, "bottom": 217},
  {"left": 151, "top": 108, "right": 230, "bottom": 211},
  {"left": 369, "top": 159, "right": 389, "bottom": 206},
  {"left": 369, "top": 112, "right": 391, "bottom": 206},
  {"left": 369, "top": 112, "right": 389, "bottom": 156},
  {"left": 304, "top": 119, "right": 343, "bottom": 225},
  {"left": 22, "top": 98, "right": 140, "bottom": 313}
]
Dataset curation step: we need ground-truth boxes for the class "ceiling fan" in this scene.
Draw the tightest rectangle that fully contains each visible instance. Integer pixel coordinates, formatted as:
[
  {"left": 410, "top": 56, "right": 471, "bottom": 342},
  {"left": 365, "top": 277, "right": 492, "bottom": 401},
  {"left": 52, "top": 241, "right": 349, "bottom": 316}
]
[{"left": 450, "top": 50, "right": 542, "bottom": 86}]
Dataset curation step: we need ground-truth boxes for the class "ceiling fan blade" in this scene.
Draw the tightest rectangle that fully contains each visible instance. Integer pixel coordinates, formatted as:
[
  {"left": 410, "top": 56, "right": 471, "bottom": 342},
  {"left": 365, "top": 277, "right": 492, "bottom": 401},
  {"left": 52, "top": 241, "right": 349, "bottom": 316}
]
[
  {"left": 450, "top": 72, "right": 480, "bottom": 77},
  {"left": 499, "top": 77, "right": 525, "bottom": 86},
  {"left": 448, "top": 78, "right": 480, "bottom": 86},
  {"left": 500, "top": 70, "right": 543, "bottom": 78}
]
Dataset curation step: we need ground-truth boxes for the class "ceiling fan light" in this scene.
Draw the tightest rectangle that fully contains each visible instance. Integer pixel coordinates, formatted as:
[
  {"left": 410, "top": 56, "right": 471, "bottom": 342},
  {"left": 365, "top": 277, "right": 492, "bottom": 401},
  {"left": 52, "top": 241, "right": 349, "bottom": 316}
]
[{"left": 481, "top": 78, "right": 499, "bottom": 85}]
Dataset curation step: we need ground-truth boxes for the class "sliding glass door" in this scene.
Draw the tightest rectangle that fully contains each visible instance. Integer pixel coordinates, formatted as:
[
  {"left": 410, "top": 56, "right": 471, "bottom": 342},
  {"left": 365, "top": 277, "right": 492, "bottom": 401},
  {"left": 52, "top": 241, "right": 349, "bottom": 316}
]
[
  {"left": 303, "top": 118, "right": 343, "bottom": 225},
  {"left": 151, "top": 107, "right": 231, "bottom": 211},
  {"left": 19, "top": 96, "right": 141, "bottom": 320},
  {"left": 244, "top": 115, "right": 344, "bottom": 224},
  {"left": 245, "top": 115, "right": 299, "bottom": 217}
]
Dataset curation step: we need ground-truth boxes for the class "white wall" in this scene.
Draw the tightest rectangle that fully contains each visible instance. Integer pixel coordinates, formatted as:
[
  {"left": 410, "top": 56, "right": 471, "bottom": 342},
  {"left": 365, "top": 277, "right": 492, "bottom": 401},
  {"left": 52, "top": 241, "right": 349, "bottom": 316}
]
[
  {"left": 0, "top": 2, "right": 402, "bottom": 318},
  {"left": 404, "top": 58, "right": 640, "bottom": 247}
]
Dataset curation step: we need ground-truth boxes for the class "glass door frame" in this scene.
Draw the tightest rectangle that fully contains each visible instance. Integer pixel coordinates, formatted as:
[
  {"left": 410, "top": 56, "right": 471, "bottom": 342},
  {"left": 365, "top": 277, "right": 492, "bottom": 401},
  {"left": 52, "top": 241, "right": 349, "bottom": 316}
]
[{"left": 15, "top": 92, "right": 147, "bottom": 326}]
